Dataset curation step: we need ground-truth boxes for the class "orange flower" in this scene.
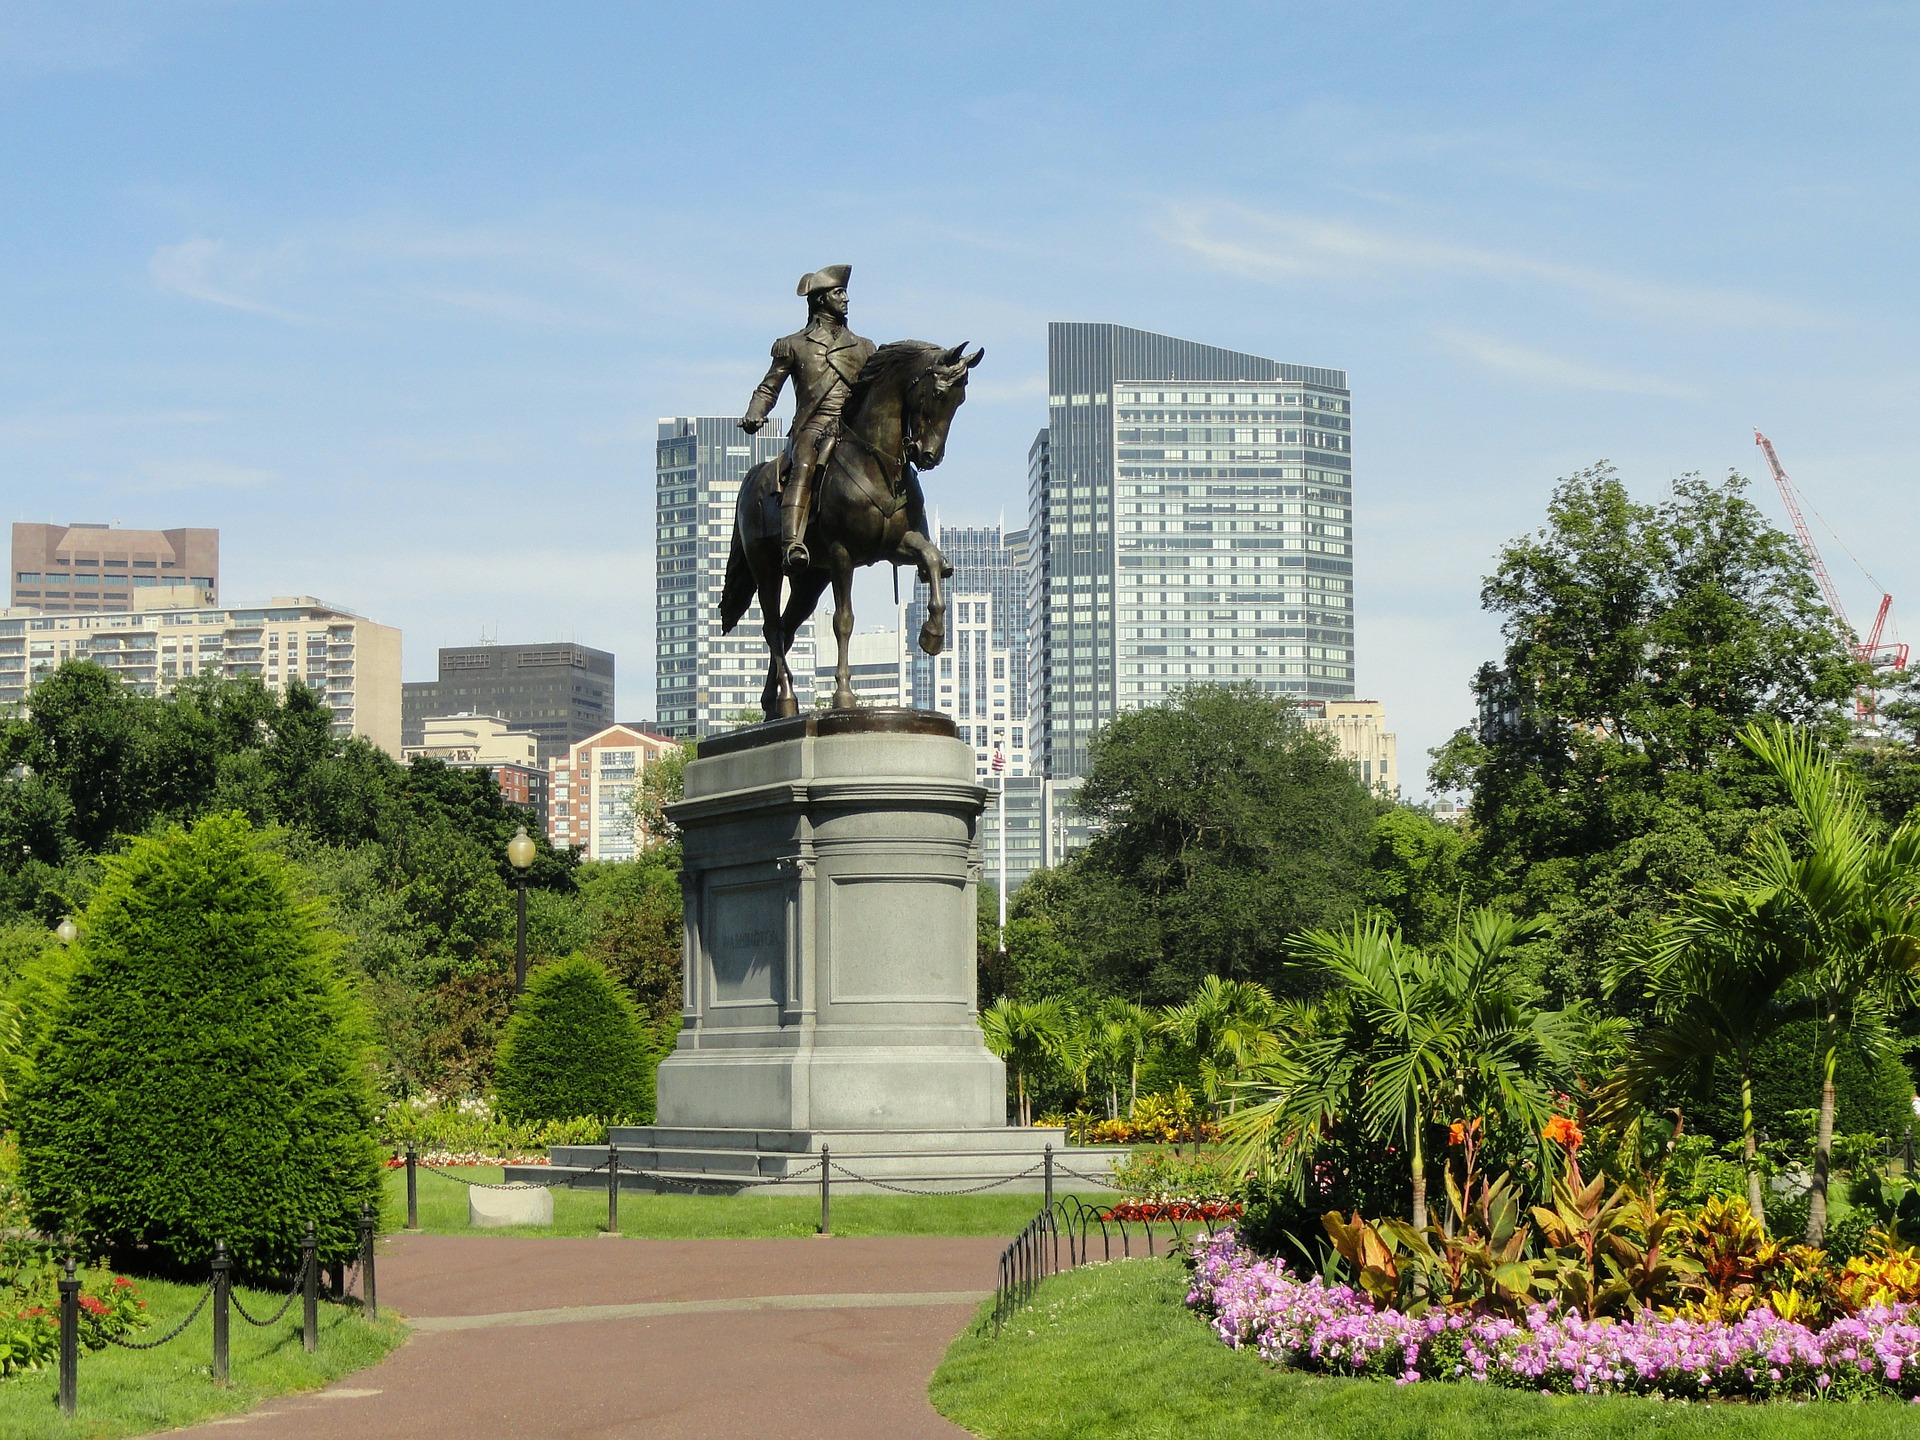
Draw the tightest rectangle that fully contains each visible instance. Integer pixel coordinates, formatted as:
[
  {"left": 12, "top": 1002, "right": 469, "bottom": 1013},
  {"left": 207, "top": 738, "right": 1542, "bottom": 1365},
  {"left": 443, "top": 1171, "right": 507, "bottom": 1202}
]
[
  {"left": 1543, "top": 1115, "right": 1583, "bottom": 1150},
  {"left": 1448, "top": 1121, "right": 1467, "bottom": 1146}
]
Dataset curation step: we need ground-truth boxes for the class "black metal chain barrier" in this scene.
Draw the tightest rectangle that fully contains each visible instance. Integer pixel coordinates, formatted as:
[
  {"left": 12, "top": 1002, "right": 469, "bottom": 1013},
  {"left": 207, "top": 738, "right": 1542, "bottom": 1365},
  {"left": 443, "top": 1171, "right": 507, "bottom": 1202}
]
[
  {"left": 99, "top": 1281, "right": 214, "bottom": 1351},
  {"left": 417, "top": 1154, "right": 613, "bottom": 1190},
  {"left": 828, "top": 1159, "right": 1045, "bottom": 1197},
  {"left": 229, "top": 1253, "right": 312, "bottom": 1329},
  {"left": 1053, "top": 1163, "right": 1117, "bottom": 1186}
]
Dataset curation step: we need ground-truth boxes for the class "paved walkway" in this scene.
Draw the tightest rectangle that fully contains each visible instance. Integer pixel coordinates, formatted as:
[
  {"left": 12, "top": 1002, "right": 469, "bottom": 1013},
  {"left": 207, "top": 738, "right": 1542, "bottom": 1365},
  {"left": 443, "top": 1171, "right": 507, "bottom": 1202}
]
[{"left": 167, "top": 1233, "right": 1002, "bottom": 1438}]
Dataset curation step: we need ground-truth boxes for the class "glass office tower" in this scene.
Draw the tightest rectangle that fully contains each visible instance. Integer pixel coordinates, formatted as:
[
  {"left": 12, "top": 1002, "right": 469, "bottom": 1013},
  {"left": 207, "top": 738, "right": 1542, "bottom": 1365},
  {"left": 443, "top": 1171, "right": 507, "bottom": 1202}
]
[
  {"left": 1028, "top": 323, "right": 1353, "bottom": 778},
  {"left": 655, "top": 417, "right": 817, "bottom": 738}
]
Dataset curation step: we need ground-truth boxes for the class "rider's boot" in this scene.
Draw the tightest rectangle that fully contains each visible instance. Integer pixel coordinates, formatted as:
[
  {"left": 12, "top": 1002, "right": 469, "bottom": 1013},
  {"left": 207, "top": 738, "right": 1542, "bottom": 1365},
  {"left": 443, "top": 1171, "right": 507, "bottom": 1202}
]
[{"left": 781, "top": 461, "right": 813, "bottom": 573}]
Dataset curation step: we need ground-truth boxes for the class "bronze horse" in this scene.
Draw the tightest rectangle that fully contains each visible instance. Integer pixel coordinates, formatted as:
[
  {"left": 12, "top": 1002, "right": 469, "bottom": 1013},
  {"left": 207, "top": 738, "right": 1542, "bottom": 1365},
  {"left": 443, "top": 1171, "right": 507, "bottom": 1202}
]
[{"left": 721, "top": 339, "right": 983, "bottom": 717}]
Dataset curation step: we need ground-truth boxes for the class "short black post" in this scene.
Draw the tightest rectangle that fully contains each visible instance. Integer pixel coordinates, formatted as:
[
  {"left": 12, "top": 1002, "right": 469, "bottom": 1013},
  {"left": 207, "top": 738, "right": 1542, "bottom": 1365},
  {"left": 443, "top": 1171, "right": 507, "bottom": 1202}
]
[
  {"left": 607, "top": 1143, "right": 621, "bottom": 1235},
  {"left": 301, "top": 1221, "right": 319, "bottom": 1354},
  {"left": 818, "top": 1145, "right": 832, "bottom": 1236},
  {"left": 57, "top": 1257, "right": 79, "bottom": 1416},
  {"left": 211, "top": 1241, "right": 231, "bottom": 1387},
  {"left": 1044, "top": 1143, "right": 1054, "bottom": 1211},
  {"left": 359, "top": 1202, "right": 378, "bottom": 1321},
  {"left": 405, "top": 1147, "right": 419, "bottom": 1230}
]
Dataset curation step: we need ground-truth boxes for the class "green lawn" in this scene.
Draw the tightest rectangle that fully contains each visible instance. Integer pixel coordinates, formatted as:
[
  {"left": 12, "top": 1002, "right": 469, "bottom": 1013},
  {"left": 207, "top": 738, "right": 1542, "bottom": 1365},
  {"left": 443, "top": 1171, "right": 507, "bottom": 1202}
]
[
  {"left": 382, "top": 1165, "right": 1101, "bottom": 1238},
  {"left": 931, "top": 1259, "right": 1920, "bottom": 1440},
  {"left": 0, "top": 1274, "right": 403, "bottom": 1440}
]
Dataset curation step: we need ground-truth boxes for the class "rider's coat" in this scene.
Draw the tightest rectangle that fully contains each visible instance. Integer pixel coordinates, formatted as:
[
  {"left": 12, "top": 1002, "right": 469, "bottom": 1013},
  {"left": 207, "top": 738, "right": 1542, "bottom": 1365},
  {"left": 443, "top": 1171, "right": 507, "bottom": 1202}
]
[{"left": 743, "top": 318, "right": 877, "bottom": 464}]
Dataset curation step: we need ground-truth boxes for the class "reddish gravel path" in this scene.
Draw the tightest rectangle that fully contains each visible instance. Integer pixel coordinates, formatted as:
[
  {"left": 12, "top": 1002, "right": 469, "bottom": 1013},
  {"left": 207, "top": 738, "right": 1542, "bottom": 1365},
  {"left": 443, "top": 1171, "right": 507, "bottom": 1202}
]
[{"left": 162, "top": 1233, "right": 1002, "bottom": 1439}]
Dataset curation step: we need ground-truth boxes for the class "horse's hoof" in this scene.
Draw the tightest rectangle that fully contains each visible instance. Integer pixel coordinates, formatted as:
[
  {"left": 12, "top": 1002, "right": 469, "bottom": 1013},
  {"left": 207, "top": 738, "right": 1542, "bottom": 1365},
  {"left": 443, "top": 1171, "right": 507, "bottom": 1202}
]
[
  {"left": 832, "top": 690, "right": 859, "bottom": 711},
  {"left": 776, "top": 697, "right": 799, "bottom": 719},
  {"left": 918, "top": 622, "right": 943, "bottom": 656}
]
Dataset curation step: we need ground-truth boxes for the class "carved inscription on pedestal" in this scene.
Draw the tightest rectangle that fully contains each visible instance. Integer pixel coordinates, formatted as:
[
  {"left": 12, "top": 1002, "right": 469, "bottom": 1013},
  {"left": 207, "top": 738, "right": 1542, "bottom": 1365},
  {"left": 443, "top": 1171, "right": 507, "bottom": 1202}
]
[{"left": 706, "top": 880, "right": 786, "bottom": 1007}]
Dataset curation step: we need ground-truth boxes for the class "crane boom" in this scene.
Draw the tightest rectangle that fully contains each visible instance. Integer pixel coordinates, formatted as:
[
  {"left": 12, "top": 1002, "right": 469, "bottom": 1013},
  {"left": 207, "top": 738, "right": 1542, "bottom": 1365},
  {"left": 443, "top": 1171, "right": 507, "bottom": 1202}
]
[
  {"left": 1754, "top": 429, "right": 1909, "bottom": 722},
  {"left": 1755, "top": 429, "right": 1850, "bottom": 632}
]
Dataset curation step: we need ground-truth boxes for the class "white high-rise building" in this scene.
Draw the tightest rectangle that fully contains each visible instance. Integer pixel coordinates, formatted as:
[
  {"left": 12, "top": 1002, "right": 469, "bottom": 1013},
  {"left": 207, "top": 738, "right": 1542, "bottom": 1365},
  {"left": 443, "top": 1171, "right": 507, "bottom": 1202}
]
[
  {"left": 927, "top": 591, "right": 1029, "bottom": 782},
  {"left": 655, "top": 417, "right": 818, "bottom": 738},
  {"left": 1028, "top": 323, "right": 1354, "bottom": 778}
]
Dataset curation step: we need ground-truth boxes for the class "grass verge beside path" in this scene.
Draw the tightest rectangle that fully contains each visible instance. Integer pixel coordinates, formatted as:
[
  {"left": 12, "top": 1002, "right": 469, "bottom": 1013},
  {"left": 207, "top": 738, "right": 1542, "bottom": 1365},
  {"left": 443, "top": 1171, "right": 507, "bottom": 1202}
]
[
  {"left": 931, "top": 1259, "right": 1920, "bottom": 1440},
  {"left": 0, "top": 1274, "right": 403, "bottom": 1440},
  {"left": 385, "top": 1165, "right": 1096, "bottom": 1238}
]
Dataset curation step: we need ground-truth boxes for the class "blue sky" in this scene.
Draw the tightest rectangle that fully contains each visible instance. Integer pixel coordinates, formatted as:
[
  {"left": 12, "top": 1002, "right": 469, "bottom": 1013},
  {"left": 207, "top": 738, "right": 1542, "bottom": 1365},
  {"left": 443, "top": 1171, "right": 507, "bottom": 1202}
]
[{"left": 4, "top": 1, "right": 1916, "bottom": 792}]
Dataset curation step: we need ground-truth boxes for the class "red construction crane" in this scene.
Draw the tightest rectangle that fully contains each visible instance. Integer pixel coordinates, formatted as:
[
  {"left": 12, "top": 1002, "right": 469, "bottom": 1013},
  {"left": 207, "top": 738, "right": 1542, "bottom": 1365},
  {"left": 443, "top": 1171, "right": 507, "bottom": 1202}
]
[{"left": 1754, "top": 429, "right": 1909, "bottom": 721}]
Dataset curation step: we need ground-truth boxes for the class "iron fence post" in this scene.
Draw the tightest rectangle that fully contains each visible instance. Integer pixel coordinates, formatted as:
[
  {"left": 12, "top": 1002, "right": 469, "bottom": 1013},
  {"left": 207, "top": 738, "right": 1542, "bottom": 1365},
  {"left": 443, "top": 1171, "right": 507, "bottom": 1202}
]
[
  {"left": 1044, "top": 1143, "right": 1054, "bottom": 1212},
  {"left": 818, "top": 1145, "right": 831, "bottom": 1236},
  {"left": 405, "top": 1147, "right": 419, "bottom": 1230},
  {"left": 211, "top": 1241, "right": 231, "bottom": 1387},
  {"left": 607, "top": 1143, "right": 621, "bottom": 1235},
  {"left": 57, "top": 1256, "right": 79, "bottom": 1415},
  {"left": 1906, "top": 1125, "right": 1915, "bottom": 1174},
  {"left": 301, "top": 1221, "right": 318, "bottom": 1354},
  {"left": 359, "top": 1202, "right": 377, "bottom": 1321}
]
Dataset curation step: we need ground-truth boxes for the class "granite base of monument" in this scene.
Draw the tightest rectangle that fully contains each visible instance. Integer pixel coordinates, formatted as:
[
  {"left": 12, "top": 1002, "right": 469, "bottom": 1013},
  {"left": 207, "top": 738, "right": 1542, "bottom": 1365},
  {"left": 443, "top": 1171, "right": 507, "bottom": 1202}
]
[{"left": 511, "top": 709, "right": 1121, "bottom": 1195}]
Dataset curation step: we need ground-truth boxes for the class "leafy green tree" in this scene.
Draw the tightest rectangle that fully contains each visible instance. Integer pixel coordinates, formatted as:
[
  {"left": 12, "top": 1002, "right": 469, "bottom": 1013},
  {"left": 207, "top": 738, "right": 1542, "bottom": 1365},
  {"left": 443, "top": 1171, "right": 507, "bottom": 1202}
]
[
  {"left": 1362, "top": 807, "right": 1467, "bottom": 946},
  {"left": 1228, "top": 910, "right": 1568, "bottom": 1229},
  {"left": 633, "top": 743, "right": 693, "bottom": 847},
  {"left": 16, "top": 812, "right": 380, "bottom": 1274},
  {"left": 1039, "top": 684, "right": 1376, "bottom": 1002},
  {"left": 1431, "top": 465, "right": 1861, "bottom": 1002},
  {"left": 493, "top": 953, "right": 660, "bottom": 1122},
  {"left": 579, "top": 857, "right": 683, "bottom": 1024}
]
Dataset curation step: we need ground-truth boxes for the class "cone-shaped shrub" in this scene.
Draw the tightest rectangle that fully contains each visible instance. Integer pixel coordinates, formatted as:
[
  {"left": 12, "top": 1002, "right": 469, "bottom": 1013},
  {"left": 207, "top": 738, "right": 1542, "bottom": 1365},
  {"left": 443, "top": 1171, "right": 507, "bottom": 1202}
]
[
  {"left": 16, "top": 812, "right": 379, "bottom": 1276},
  {"left": 494, "top": 954, "right": 658, "bottom": 1122}
]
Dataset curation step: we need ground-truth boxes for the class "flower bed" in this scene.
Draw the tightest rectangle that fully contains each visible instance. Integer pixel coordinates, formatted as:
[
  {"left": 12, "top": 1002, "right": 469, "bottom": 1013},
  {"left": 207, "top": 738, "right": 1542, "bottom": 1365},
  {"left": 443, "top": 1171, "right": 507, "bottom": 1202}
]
[
  {"left": 1187, "top": 1229, "right": 1920, "bottom": 1404},
  {"left": 1105, "top": 1199, "right": 1243, "bottom": 1224},
  {"left": 384, "top": 1151, "right": 551, "bottom": 1168},
  {"left": 0, "top": 1271, "right": 147, "bottom": 1381}
]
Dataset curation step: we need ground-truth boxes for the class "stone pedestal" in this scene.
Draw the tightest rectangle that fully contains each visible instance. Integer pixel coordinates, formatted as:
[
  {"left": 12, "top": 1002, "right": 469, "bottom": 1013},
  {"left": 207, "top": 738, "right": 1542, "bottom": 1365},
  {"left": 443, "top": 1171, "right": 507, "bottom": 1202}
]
[
  {"left": 512, "top": 709, "right": 1121, "bottom": 1194},
  {"left": 656, "top": 708, "right": 1004, "bottom": 1131}
]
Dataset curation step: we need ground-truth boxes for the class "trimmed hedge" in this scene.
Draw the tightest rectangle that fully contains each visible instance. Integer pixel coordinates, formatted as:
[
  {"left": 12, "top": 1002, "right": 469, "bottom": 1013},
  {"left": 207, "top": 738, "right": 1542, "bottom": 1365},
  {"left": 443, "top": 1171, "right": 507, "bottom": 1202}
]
[
  {"left": 493, "top": 953, "right": 660, "bottom": 1123},
  {"left": 16, "top": 812, "right": 381, "bottom": 1276}
]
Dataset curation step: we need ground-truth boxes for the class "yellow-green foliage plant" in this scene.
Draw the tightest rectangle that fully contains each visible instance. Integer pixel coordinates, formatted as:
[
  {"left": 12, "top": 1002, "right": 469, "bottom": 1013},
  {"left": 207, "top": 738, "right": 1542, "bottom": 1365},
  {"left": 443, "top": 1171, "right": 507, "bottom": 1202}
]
[{"left": 16, "top": 813, "right": 381, "bottom": 1277}]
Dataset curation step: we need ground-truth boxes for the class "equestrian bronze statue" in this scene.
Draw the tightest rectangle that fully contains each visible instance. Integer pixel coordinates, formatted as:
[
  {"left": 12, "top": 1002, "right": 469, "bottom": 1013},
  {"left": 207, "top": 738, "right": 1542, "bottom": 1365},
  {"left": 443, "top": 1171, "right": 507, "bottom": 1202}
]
[{"left": 724, "top": 265, "right": 981, "bottom": 717}]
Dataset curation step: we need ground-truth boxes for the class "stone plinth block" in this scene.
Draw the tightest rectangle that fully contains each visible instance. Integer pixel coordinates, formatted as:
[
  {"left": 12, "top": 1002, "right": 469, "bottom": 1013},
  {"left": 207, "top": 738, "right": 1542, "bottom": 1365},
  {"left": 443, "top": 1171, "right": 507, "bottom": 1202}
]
[
  {"left": 655, "top": 709, "right": 1006, "bottom": 1133},
  {"left": 468, "top": 1184, "right": 554, "bottom": 1228}
]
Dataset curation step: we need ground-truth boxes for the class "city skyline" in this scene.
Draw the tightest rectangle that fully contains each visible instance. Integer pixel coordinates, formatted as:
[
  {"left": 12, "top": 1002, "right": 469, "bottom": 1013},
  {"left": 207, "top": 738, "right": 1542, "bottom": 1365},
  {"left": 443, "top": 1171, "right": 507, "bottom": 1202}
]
[{"left": 5, "top": 5, "right": 1916, "bottom": 795}]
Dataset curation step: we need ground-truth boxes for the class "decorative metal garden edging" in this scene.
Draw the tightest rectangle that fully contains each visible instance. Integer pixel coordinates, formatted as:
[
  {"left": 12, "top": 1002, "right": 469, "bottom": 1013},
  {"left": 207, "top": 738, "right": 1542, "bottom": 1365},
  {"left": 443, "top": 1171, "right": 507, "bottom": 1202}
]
[
  {"left": 57, "top": 1204, "right": 380, "bottom": 1418},
  {"left": 991, "top": 1182, "right": 1214, "bottom": 1334}
]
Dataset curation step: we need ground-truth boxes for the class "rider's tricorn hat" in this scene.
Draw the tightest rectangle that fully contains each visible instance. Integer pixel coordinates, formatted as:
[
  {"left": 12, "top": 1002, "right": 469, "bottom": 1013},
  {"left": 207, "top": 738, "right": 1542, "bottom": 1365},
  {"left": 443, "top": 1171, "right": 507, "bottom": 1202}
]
[{"left": 797, "top": 264, "right": 852, "bottom": 296}]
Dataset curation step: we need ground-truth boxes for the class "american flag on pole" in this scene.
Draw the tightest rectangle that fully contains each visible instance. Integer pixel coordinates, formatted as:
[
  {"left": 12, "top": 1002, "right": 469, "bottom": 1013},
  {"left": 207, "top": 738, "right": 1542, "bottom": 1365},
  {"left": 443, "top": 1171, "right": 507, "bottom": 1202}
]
[{"left": 990, "top": 742, "right": 1007, "bottom": 775}]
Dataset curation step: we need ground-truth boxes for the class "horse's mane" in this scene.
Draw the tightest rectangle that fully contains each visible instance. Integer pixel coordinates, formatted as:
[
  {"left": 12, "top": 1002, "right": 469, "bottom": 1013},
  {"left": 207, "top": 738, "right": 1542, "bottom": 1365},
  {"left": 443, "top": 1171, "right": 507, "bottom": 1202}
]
[{"left": 844, "top": 340, "right": 944, "bottom": 420}]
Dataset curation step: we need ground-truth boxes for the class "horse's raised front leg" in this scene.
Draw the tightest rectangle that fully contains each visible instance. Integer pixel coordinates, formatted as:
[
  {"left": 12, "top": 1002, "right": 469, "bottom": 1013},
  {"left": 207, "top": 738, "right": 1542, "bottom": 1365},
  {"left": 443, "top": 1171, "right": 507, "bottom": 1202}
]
[
  {"left": 829, "top": 544, "right": 857, "bottom": 709},
  {"left": 894, "top": 530, "right": 950, "bottom": 656}
]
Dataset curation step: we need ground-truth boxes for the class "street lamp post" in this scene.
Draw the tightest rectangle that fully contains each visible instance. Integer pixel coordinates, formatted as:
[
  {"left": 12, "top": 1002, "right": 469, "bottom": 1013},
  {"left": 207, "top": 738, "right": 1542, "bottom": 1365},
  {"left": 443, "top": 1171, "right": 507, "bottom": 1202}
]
[{"left": 506, "top": 825, "right": 536, "bottom": 994}]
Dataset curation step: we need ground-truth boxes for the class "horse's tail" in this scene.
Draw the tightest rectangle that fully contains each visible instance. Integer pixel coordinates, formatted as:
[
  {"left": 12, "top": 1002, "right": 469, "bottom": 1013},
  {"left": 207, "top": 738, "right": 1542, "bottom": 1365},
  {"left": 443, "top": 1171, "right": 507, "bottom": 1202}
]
[{"left": 719, "top": 522, "right": 754, "bottom": 635}]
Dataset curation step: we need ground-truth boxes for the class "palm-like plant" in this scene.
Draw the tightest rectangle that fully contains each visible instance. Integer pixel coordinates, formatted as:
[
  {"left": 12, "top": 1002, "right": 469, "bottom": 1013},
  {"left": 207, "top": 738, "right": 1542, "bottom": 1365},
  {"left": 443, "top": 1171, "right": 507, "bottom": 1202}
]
[
  {"left": 1157, "top": 975, "right": 1280, "bottom": 1118},
  {"left": 1095, "top": 999, "right": 1158, "bottom": 1117},
  {"left": 1225, "top": 909, "right": 1567, "bottom": 1230},
  {"left": 979, "top": 997, "right": 1072, "bottom": 1127},
  {"left": 1605, "top": 884, "right": 1804, "bottom": 1225},
  {"left": 1738, "top": 720, "right": 1920, "bottom": 1246}
]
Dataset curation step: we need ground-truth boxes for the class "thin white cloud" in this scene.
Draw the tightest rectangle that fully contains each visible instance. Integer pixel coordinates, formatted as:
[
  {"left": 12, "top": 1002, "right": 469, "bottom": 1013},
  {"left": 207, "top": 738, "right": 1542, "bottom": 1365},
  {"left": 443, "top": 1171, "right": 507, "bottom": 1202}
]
[
  {"left": 1438, "top": 330, "right": 1700, "bottom": 399},
  {"left": 1162, "top": 202, "right": 1825, "bottom": 330},
  {"left": 149, "top": 238, "right": 311, "bottom": 323}
]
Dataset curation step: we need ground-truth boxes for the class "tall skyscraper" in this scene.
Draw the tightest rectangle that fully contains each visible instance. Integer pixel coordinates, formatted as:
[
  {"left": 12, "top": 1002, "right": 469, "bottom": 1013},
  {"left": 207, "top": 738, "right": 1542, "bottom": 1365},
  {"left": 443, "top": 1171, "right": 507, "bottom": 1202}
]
[
  {"left": 12, "top": 522, "right": 218, "bottom": 613},
  {"left": 1028, "top": 323, "right": 1354, "bottom": 778},
  {"left": 402, "top": 642, "right": 614, "bottom": 762},
  {"left": 908, "top": 522, "right": 1027, "bottom": 718},
  {"left": 655, "top": 417, "right": 818, "bottom": 738}
]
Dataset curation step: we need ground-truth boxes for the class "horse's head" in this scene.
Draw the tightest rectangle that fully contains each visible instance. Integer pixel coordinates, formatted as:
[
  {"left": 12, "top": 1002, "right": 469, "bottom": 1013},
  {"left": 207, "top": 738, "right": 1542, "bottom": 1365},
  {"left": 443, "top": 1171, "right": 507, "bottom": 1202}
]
[{"left": 903, "top": 342, "right": 984, "bottom": 469}]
